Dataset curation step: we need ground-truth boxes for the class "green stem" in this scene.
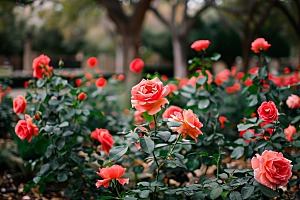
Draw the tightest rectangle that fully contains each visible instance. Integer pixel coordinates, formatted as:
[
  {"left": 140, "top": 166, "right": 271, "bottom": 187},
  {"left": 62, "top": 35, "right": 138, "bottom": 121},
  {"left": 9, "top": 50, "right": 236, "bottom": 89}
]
[
  {"left": 167, "top": 133, "right": 182, "bottom": 158},
  {"left": 202, "top": 52, "right": 205, "bottom": 69},
  {"left": 113, "top": 180, "right": 122, "bottom": 199},
  {"left": 153, "top": 114, "right": 159, "bottom": 199},
  {"left": 216, "top": 142, "right": 221, "bottom": 179}
]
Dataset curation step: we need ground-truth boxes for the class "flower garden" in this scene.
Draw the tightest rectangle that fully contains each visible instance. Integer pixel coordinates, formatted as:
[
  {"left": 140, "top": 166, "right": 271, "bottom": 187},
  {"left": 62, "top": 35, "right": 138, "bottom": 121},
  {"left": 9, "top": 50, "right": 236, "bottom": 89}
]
[{"left": 1, "top": 38, "right": 300, "bottom": 200}]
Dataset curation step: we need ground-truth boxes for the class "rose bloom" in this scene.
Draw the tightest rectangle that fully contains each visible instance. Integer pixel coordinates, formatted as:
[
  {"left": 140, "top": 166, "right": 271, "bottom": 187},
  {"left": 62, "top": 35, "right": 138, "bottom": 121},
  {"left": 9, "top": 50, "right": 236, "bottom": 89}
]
[
  {"left": 91, "top": 128, "right": 114, "bottom": 154},
  {"left": 219, "top": 116, "right": 227, "bottom": 129},
  {"left": 32, "top": 54, "right": 52, "bottom": 79},
  {"left": 75, "top": 79, "right": 82, "bottom": 86},
  {"left": 215, "top": 69, "right": 230, "bottom": 85},
  {"left": 129, "top": 58, "right": 144, "bottom": 74},
  {"left": 234, "top": 72, "right": 245, "bottom": 82},
  {"left": 284, "top": 67, "right": 291, "bottom": 74},
  {"left": 15, "top": 114, "right": 39, "bottom": 142},
  {"left": 258, "top": 101, "right": 278, "bottom": 123},
  {"left": 1, "top": 91, "right": 5, "bottom": 98},
  {"left": 167, "top": 83, "right": 177, "bottom": 93},
  {"left": 13, "top": 95, "right": 26, "bottom": 114},
  {"left": 87, "top": 57, "right": 98, "bottom": 68},
  {"left": 226, "top": 86, "right": 236, "bottom": 94},
  {"left": 24, "top": 81, "right": 29, "bottom": 88},
  {"left": 133, "top": 111, "right": 155, "bottom": 129},
  {"left": 7, "top": 87, "right": 11, "bottom": 93},
  {"left": 284, "top": 125, "right": 297, "bottom": 142},
  {"left": 251, "top": 38, "right": 271, "bottom": 53},
  {"left": 118, "top": 74, "right": 124, "bottom": 82},
  {"left": 131, "top": 77, "right": 170, "bottom": 115},
  {"left": 286, "top": 94, "right": 300, "bottom": 109},
  {"left": 69, "top": 73, "right": 75, "bottom": 79},
  {"left": 78, "top": 92, "right": 86, "bottom": 101},
  {"left": 190, "top": 40, "right": 210, "bottom": 51},
  {"left": 233, "top": 83, "right": 241, "bottom": 91},
  {"left": 178, "top": 78, "right": 189, "bottom": 89},
  {"left": 95, "top": 78, "right": 107, "bottom": 88},
  {"left": 162, "top": 106, "right": 182, "bottom": 119},
  {"left": 251, "top": 150, "right": 292, "bottom": 190},
  {"left": 62, "top": 71, "right": 68, "bottom": 78},
  {"left": 96, "top": 165, "right": 129, "bottom": 188},
  {"left": 33, "top": 114, "right": 40, "bottom": 120},
  {"left": 170, "top": 109, "right": 203, "bottom": 141},
  {"left": 231, "top": 66, "right": 237, "bottom": 77},
  {"left": 85, "top": 72, "right": 93, "bottom": 80},
  {"left": 161, "top": 75, "right": 168, "bottom": 82}
]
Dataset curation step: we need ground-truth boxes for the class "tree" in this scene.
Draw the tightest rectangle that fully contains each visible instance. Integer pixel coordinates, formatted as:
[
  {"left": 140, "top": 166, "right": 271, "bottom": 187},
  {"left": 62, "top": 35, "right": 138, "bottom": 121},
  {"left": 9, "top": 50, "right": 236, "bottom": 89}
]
[{"left": 150, "top": 0, "right": 213, "bottom": 78}]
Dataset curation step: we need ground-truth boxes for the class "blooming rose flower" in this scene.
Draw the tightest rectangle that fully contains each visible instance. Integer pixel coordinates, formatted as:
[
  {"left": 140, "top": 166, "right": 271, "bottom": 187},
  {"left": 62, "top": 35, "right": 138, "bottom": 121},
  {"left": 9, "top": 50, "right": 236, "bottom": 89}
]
[
  {"left": 215, "top": 69, "right": 230, "bottom": 85},
  {"left": 91, "top": 128, "right": 114, "bottom": 154},
  {"left": 284, "top": 67, "right": 291, "bottom": 74},
  {"left": 286, "top": 94, "right": 300, "bottom": 109},
  {"left": 169, "top": 109, "right": 203, "bottom": 141},
  {"left": 258, "top": 101, "right": 278, "bottom": 123},
  {"left": 190, "top": 40, "right": 210, "bottom": 51},
  {"left": 33, "top": 114, "right": 40, "bottom": 120},
  {"left": 118, "top": 74, "right": 124, "bottom": 82},
  {"left": 78, "top": 92, "right": 86, "bottom": 101},
  {"left": 167, "top": 83, "right": 178, "bottom": 94},
  {"left": 284, "top": 125, "right": 297, "bottom": 142},
  {"left": 162, "top": 106, "right": 182, "bottom": 119},
  {"left": 75, "top": 79, "right": 82, "bottom": 86},
  {"left": 235, "top": 72, "right": 245, "bottom": 82},
  {"left": 24, "top": 81, "right": 29, "bottom": 88},
  {"left": 95, "top": 78, "right": 107, "bottom": 88},
  {"left": 251, "top": 150, "right": 292, "bottom": 190},
  {"left": 96, "top": 165, "right": 129, "bottom": 188},
  {"left": 226, "top": 86, "right": 235, "bottom": 94},
  {"left": 85, "top": 72, "right": 93, "bottom": 80},
  {"left": 233, "top": 83, "right": 241, "bottom": 91},
  {"left": 131, "top": 77, "right": 170, "bottom": 115},
  {"left": 129, "top": 58, "right": 144, "bottom": 74},
  {"left": 7, "top": 87, "right": 11, "bottom": 93},
  {"left": 87, "top": 57, "right": 98, "bottom": 68},
  {"left": 219, "top": 116, "right": 227, "bottom": 129},
  {"left": 231, "top": 66, "right": 237, "bottom": 77},
  {"left": 13, "top": 95, "right": 26, "bottom": 114},
  {"left": 32, "top": 54, "right": 52, "bottom": 79},
  {"left": 1, "top": 91, "right": 5, "bottom": 98},
  {"left": 15, "top": 114, "right": 39, "bottom": 142},
  {"left": 69, "top": 73, "right": 75, "bottom": 79},
  {"left": 251, "top": 38, "right": 271, "bottom": 53},
  {"left": 161, "top": 75, "right": 168, "bottom": 82}
]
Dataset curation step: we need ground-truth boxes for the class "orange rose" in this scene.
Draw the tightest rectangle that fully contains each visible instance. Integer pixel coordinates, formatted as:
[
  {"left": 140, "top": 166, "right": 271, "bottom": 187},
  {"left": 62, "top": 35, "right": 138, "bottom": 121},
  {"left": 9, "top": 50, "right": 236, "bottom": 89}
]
[
  {"left": 15, "top": 114, "right": 39, "bottom": 142},
  {"left": 96, "top": 165, "right": 129, "bottom": 188}
]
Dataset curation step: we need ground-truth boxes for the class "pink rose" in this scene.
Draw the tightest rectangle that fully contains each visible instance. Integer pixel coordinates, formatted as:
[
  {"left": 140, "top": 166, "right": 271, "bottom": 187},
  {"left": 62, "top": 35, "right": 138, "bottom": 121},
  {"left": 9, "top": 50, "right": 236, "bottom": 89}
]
[
  {"left": 91, "top": 128, "right": 114, "bottom": 154},
  {"left": 251, "top": 38, "right": 271, "bottom": 53},
  {"left": 286, "top": 94, "right": 300, "bottom": 109},
  {"left": 162, "top": 106, "right": 182, "bottom": 119},
  {"left": 251, "top": 150, "right": 292, "bottom": 190},
  {"left": 131, "top": 77, "right": 170, "bottom": 115},
  {"left": 190, "top": 40, "right": 210, "bottom": 51},
  {"left": 32, "top": 54, "right": 52, "bottom": 79},
  {"left": 257, "top": 101, "right": 278, "bottom": 123},
  {"left": 15, "top": 114, "right": 39, "bottom": 142},
  {"left": 169, "top": 109, "right": 203, "bottom": 142},
  {"left": 13, "top": 95, "right": 26, "bottom": 114},
  {"left": 284, "top": 125, "right": 297, "bottom": 142}
]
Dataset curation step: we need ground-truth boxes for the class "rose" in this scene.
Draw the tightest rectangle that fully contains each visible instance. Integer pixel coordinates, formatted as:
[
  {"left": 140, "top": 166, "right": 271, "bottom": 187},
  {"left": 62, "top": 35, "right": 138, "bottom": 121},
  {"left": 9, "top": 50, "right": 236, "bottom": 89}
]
[
  {"left": 15, "top": 114, "right": 39, "bottom": 142},
  {"left": 257, "top": 101, "right": 278, "bottom": 123},
  {"left": 286, "top": 94, "right": 300, "bottom": 109},
  {"left": 96, "top": 165, "right": 129, "bottom": 188},
  {"left": 162, "top": 106, "right": 182, "bottom": 119},
  {"left": 215, "top": 69, "right": 230, "bottom": 85},
  {"left": 219, "top": 116, "right": 227, "bottom": 129},
  {"left": 169, "top": 109, "right": 203, "bottom": 141},
  {"left": 131, "top": 77, "right": 170, "bottom": 115},
  {"left": 95, "top": 78, "right": 107, "bottom": 88},
  {"left": 178, "top": 78, "right": 189, "bottom": 89},
  {"left": 76, "top": 79, "right": 82, "bottom": 86},
  {"left": 32, "top": 54, "right": 52, "bottom": 79},
  {"left": 251, "top": 150, "right": 292, "bottom": 190},
  {"left": 167, "top": 83, "right": 177, "bottom": 93},
  {"left": 129, "top": 58, "right": 144, "bottom": 74},
  {"left": 190, "top": 40, "right": 210, "bottom": 51},
  {"left": 91, "top": 128, "right": 114, "bottom": 154},
  {"left": 78, "top": 92, "right": 87, "bottom": 101},
  {"left": 85, "top": 72, "right": 93, "bottom": 80},
  {"left": 118, "top": 74, "right": 124, "bottom": 81},
  {"left": 87, "top": 57, "right": 98, "bottom": 68},
  {"left": 251, "top": 38, "right": 271, "bottom": 53},
  {"left": 13, "top": 95, "right": 26, "bottom": 114},
  {"left": 284, "top": 125, "right": 297, "bottom": 142}
]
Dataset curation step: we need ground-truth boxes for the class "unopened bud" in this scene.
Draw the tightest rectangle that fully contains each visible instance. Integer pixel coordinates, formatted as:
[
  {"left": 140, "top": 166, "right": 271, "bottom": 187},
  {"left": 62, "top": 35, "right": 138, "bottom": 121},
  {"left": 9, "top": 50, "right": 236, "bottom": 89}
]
[
  {"left": 34, "top": 114, "right": 40, "bottom": 120},
  {"left": 36, "top": 111, "right": 42, "bottom": 115},
  {"left": 59, "top": 59, "right": 64, "bottom": 68}
]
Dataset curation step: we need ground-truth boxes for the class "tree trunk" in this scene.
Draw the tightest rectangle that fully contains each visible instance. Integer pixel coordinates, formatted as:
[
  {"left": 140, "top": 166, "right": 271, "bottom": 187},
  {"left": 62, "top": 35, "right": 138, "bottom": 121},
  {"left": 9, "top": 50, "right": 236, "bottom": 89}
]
[
  {"left": 242, "top": 39, "right": 251, "bottom": 73},
  {"left": 173, "top": 34, "right": 187, "bottom": 78}
]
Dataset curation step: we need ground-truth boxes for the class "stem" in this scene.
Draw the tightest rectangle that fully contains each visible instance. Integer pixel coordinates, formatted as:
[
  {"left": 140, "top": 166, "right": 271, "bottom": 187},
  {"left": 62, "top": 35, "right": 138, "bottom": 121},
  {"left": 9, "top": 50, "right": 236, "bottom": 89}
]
[
  {"left": 216, "top": 142, "right": 221, "bottom": 179},
  {"left": 153, "top": 114, "right": 158, "bottom": 136},
  {"left": 113, "top": 180, "right": 122, "bottom": 199},
  {"left": 153, "top": 114, "right": 159, "bottom": 199},
  {"left": 167, "top": 133, "right": 182, "bottom": 158},
  {"left": 202, "top": 52, "right": 205, "bottom": 69}
]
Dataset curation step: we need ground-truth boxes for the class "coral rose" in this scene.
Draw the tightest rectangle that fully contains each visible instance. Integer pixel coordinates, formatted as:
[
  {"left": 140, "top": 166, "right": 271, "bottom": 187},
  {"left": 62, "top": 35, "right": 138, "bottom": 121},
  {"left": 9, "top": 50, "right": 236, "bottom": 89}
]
[
  {"left": 15, "top": 114, "right": 39, "bottom": 142},
  {"left": 78, "top": 92, "right": 86, "bottom": 101},
  {"left": 85, "top": 72, "right": 93, "bottom": 80},
  {"left": 32, "top": 54, "right": 52, "bottom": 79},
  {"left": 258, "top": 101, "right": 278, "bottom": 123},
  {"left": 219, "top": 116, "right": 227, "bottom": 129},
  {"left": 286, "top": 94, "right": 300, "bottom": 109},
  {"left": 96, "top": 165, "right": 129, "bottom": 188},
  {"left": 251, "top": 38, "right": 271, "bottom": 53},
  {"left": 91, "top": 128, "right": 114, "bottom": 154},
  {"left": 13, "top": 95, "right": 26, "bottom": 114},
  {"left": 169, "top": 109, "right": 203, "bottom": 141},
  {"left": 178, "top": 78, "right": 189, "bottom": 89},
  {"left": 162, "top": 106, "right": 183, "bottom": 119},
  {"left": 129, "top": 58, "right": 144, "bottom": 74},
  {"left": 131, "top": 77, "right": 170, "bottom": 115},
  {"left": 284, "top": 125, "right": 297, "bottom": 142},
  {"left": 87, "top": 57, "right": 98, "bottom": 68},
  {"left": 251, "top": 150, "right": 292, "bottom": 190},
  {"left": 95, "top": 78, "right": 107, "bottom": 88},
  {"left": 190, "top": 40, "right": 210, "bottom": 51},
  {"left": 118, "top": 74, "right": 124, "bottom": 82}
]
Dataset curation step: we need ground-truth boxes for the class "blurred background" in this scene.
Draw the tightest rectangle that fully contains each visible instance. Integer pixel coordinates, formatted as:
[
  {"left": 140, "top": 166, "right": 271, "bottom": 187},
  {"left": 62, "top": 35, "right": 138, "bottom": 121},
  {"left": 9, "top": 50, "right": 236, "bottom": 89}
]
[{"left": 0, "top": 0, "right": 299, "bottom": 84}]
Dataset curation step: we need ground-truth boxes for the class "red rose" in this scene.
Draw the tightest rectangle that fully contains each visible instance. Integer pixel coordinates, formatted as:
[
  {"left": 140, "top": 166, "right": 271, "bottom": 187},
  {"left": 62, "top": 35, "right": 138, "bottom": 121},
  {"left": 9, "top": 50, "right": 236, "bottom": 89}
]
[
  {"left": 162, "top": 106, "right": 182, "bottom": 119},
  {"left": 190, "top": 40, "right": 210, "bottom": 51},
  {"left": 24, "top": 81, "right": 29, "bottom": 88},
  {"left": 251, "top": 150, "right": 292, "bottom": 190},
  {"left": 75, "top": 79, "right": 82, "bottom": 86},
  {"left": 215, "top": 69, "right": 230, "bottom": 85},
  {"left": 257, "top": 101, "right": 278, "bottom": 123},
  {"left": 85, "top": 72, "right": 93, "bottom": 80},
  {"left": 118, "top": 74, "right": 124, "bottom": 82},
  {"left": 7, "top": 87, "right": 11, "bottom": 93},
  {"left": 91, "top": 128, "right": 114, "bottom": 154},
  {"left": 87, "top": 57, "right": 98, "bottom": 68},
  {"left": 78, "top": 92, "right": 86, "bottom": 101},
  {"left": 69, "top": 73, "right": 75, "bottom": 79},
  {"left": 131, "top": 77, "right": 170, "bottom": 115},
  {"left": 96, "top": 165, "right": 129, "bottom": 188},
  {"left": 284, "top": 125, "right": 297, "bottom": 142},
  {"left": 231, "top": 66, "right": 237, "bottom": 77},
  {"left": 226, "top": 86, "right": 236, "bottom": 94},
  {"left": 219, "top": 116, "right": 227, "bottom": 129},
  {"left": 129, "top": 58, "right": 144, "bottom": 74},
  {"left": 95, "top": 78, "right": 107, "bottom": 88},
  {"left": 15, "top": 114, "right": 39, "bottom": 142},
  {"left": 13, "top": 95, "right": 26, "bottom": 114},
  {"left": 286, "top": 94, "right": 300, "bottom": 109},
  {"left": 32, "top": 54, "right": 52, "bottom": 79},
  {"left": 1, "top": 90, "right": 5, "bottom": 98},
  {"left": 161, "top": 75, "right": 168, "bottom": 82},
  {"left": 284, "top": 67, "right": 291, "bottom": 74},
  {"left": 251, "top": 38, "right": 271, "bottom": 53}
]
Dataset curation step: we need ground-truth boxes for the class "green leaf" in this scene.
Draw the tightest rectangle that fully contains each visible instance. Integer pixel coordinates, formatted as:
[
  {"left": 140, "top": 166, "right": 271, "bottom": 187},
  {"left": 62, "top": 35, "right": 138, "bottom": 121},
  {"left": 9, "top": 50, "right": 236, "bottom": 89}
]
[
  {"left": 293, "top": 141, "right": 300, "bottom": 147},
  {"left": 59, "top": 121, "right": 69, "bottom": 128},
  {"left": 210, "top": 187, "right": 223, "bottom": 200},
  {"left": 293, "top": 164, "right": 300, "bottom": 170},
  {"left": 89, "top": 110, "right": 106, "bottom": 119},
  {"left": 142, "top": 111, "right": 154, "bottom": 123},
  {"left": 55, "top": 137, "right": 65, "bottom": 150},
  {"left": 45, "top": 146, "right": 52, "bottom": 158},
  {"left": 167, "top": 121, "right": 183, "bottom": 128},
  {"left": 259, "top": 183, "right": 278, "bottom": 197},
  {"left": 248, "top": 94, "right": 258, "bottom": 107},
  {"left": 243, "top": 131, "right": 253, "bottom": 140},
  {"left": 241, "top": 185, "right": 255, "bottom": 199},
  {"left": 139, "top": 190, "right": 150, "bottom": 198},
  {"left": 57, "top": 173, "right": 68, "bottom": 182},
  {"left": 198, "top": 99, "right": 210, "bottom": 109},
  {"left": 140, "top": 137, "right": 154, "bottom": 154},
  {"left": 197, "top": 77, "right": 207, "bottom": 85},
  {"left": 237, "top": 123, "right": 257, "bottom": 131},
  {"left": 109, "top": 146, "right": 128, "bottom": 161},
  {"left": 82, "top": 110, "right": 90, "bottom": 116},
  {"left": 229, "top": 191, "right": 242, "bottom": 200},
  {"left": 211, "top": 52, "right": 221, "bottom": 61},
  {"left": 39, "top": 164, "right": 50, "bottom": 175},
  {"left": 230, "top": 147, "right": 244, "bottom": 159},
  {"left": 37, "top": 79, "right": 45, "bottom": 87},
  {"left": 173, "top": 158, "right": 188, "bottom": 170},
  {"left": 49, "top": 99, "right": 59, "bottom": 106},
  {"left": 33, "top": 176, "right": 41, "bottom": 184},
  {"left": 38, "top": 183, "right": 45, "bottom": 193},
  {"left": 125, "top": 131, "right": 139, "bottom": 143},
  {"left": 157, "top": 131, "right": 171, "bottom": 142},
  {"left": 193, "top": 191, "right": 206, "bottom": 200},
  {"left": 64, "top": 187, "right": 74, "bottom": 197},
  {"left": 62, "top": 131, "right": 73, "bottom": 137},
  {"left": 99, "top": 196, "right": 116, "bottom": 200},
  {"left": 189, "top": 63, "right": 197, "bottom": 71},
  {"left": 181, "top": 85, "right": 196, "bottom": 93},
  {"left": 52, "top": 77, "right": 62, "bottom": 86}
]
